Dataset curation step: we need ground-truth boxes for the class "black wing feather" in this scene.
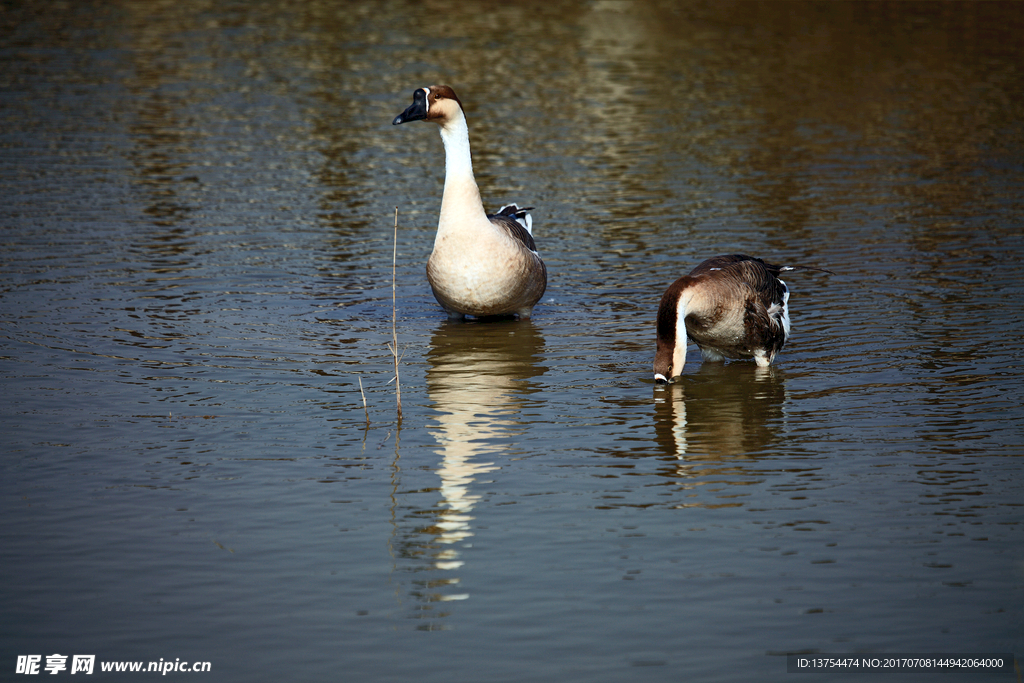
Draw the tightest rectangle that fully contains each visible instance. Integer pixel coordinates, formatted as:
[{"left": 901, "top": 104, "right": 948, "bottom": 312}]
[{"left": 488, "top": 204, "right": 537, "bottom": 252}]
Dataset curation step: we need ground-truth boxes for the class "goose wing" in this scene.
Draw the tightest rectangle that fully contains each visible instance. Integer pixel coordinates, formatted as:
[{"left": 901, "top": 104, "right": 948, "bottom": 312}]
[
  {"left": 736, "top": 259, "right": 788, "bottom": 306},
  {"left": 690, "top": 253, "right": 833, "bottom": 279},
  {"left": 689, "top": 254, "right": 780, "bottom": 279},
  {"left": 488, "top": 204, "right": 537, "bottom": 253},
  {"left": 691, "top": 254, "right": 789, "bottom": 325}
]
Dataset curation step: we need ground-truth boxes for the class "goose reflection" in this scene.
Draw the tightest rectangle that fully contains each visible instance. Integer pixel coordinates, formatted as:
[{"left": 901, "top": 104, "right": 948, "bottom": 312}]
[
  {"left": 653, "top": 364, "right": 787, "bottom": 480},
  {"left": 422, "top": 320, "right": 544, "bottom": 577}
]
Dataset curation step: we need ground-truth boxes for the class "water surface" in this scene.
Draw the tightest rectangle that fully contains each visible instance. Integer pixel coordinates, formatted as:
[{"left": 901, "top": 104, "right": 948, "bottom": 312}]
[{"left": 2, "top": 1, "right": 1022, "bottom": 681}]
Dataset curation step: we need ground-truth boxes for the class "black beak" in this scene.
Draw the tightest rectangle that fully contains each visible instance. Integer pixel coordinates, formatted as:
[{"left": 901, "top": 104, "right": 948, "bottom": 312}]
[{"left": 393, "top": 89, "right": 428, "bottom": 125}]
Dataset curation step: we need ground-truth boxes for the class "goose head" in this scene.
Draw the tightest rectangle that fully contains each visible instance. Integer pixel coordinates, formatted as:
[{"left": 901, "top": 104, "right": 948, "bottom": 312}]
[
  {"left": 392, "top": 85, "right": 465, "bottom": 127},
  {"left": 653, "top": 332, "right": 683, "bottom": 385}
]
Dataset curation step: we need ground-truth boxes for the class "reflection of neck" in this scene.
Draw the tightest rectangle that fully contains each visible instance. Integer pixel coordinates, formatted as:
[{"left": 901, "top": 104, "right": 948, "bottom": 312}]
[
  {"left": 426, "top": 323, "right": 540, "bottom": 553},
  {"left": 438, "top": 111, "right": 487, "bottom": 230},
  {"left": 431, "top": 375, "right": 504, "bottom": 549}
]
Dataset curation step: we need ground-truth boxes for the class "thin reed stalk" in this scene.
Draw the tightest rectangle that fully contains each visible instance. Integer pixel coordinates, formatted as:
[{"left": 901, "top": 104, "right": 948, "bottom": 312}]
[{"left": 390, "top": 207, "right": 403, "bottom": 421}]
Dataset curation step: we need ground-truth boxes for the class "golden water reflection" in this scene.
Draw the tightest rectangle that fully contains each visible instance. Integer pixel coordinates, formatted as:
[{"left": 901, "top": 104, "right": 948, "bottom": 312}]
[
  {"left": 653, "top": 364, "right": 788, "bottom": 498},
  {"left": 410, "top": 321, "right": 545, "bottom": 605}
]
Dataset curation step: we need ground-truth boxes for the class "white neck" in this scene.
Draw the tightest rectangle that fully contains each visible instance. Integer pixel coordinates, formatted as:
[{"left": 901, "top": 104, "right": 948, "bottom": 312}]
[
  {"left": 671, "top": 290, "right": 692, "bottom": 378},
  {"left": 437, "top": 110, "right": 488, "bottom": 231}
]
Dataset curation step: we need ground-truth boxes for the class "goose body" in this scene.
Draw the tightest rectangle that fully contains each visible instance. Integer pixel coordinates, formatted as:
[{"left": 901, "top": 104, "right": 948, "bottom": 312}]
[
  {"left": 653, "top": 254, "right": 829, "bottom": 382},
  {"left": 393, "top": 85, "right": 547, "bottom": 320}
]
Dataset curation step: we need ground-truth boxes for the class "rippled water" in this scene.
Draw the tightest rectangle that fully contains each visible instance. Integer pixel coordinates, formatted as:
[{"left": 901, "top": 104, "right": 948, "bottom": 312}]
[{"left": 3, "top": 1, "right": 1023, "bottom": 681}]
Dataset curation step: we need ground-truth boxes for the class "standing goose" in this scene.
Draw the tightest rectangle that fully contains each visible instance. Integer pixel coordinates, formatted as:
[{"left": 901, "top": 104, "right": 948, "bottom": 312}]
[
  {"left": 653, "top": 254, "right": 831, "bottom": 383},
  {"left": 393, "top": 85, "right": 547, "bottom": 320}
]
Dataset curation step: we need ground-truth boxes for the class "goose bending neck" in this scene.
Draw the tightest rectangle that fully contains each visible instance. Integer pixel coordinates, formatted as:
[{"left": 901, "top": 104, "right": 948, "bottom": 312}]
[
  {"left": 655, "top": 286, "right": 694, "bottom": 382},
  {"left": 438, "top": 112, "right": 487, "bottom": 226}
]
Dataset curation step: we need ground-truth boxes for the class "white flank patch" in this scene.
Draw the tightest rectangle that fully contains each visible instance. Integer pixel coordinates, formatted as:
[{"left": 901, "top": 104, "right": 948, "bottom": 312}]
[
  {"left": 780, "top": 279, "right": 791, "bottom": 337},
  {"left": 497, "top": 204, "right": 534, "bottom": 235},
  {"left": 767, "top": 279, "right": 791, "bottom": 338},
  {"left": 521, "top": 212, "right": 533, "bottom": 235}
]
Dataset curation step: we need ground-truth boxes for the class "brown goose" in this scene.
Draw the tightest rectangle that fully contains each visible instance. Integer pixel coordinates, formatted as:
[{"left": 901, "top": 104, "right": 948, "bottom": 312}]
[
  {"left": 653, "top": 254, "right": 831, "bottom": 382},
  {"left": 393, "top": 85, "right": 547, "bottom": 320}
]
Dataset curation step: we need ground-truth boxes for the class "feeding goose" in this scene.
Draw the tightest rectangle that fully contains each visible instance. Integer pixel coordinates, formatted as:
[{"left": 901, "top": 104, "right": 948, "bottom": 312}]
[
  {"left": 393, "top": 85, "right": 547, "bottom": 320},
  {"left": 653, "top": 254, "right": 832, "bottom": 382}
]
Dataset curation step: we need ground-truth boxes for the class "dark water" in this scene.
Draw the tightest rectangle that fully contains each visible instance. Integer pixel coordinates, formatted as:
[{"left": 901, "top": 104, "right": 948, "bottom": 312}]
[{"left": 2, "top": 1, "right": 1022, "bottom": 681}]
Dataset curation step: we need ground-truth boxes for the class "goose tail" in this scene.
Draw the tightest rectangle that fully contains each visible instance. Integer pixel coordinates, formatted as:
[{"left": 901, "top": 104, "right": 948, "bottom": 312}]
[{"left": 494, "top": 203, "right": 534, "bottom": 234}]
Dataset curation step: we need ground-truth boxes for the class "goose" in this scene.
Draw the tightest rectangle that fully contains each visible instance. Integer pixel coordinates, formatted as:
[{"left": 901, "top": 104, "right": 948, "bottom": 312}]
[
  {"left": 393, "top": 85, "right": 547, "bottom": 320},
  {"left": 653, "top": 254, "right": 832, "bottom": 383}
]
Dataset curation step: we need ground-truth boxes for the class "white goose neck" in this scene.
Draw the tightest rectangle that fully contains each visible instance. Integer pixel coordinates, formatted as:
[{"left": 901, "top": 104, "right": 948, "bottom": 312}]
[
  {"left": 439, "top": 110, "right": 474, "bottom": 179},
  {"left": 438, "top": 109, "right": 487, "bottom": 226},
  {"left": 672, "top": 289, "right": 693, "bottom": 378}
]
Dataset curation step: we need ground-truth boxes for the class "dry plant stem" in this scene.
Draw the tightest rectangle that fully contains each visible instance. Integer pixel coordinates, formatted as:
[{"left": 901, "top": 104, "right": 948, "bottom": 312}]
[
  {"left": 358, "top": 376, "right": 369, "bottom": 427},
  {"left": 391, "top": 207, "right": 403, "bottom": 421}
]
